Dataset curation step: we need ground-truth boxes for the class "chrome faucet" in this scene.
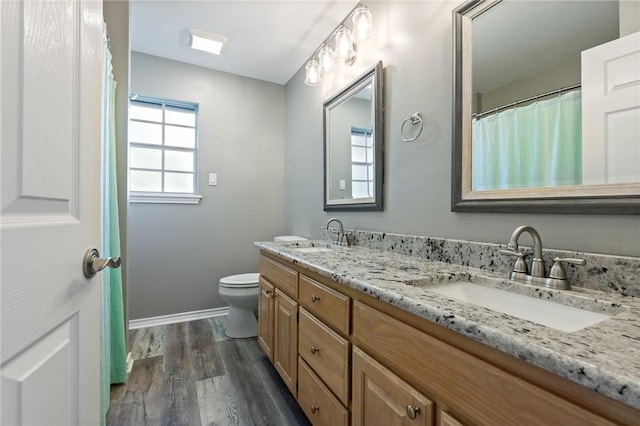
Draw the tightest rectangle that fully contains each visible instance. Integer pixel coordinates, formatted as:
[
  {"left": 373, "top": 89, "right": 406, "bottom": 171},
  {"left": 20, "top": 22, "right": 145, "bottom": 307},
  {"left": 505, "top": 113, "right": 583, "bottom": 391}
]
[
  {"left": 501, "top": 225, "right": 585, "bottom": 290},
  {"left": 326, "top": 218, "right": 350, "bottom": 246},
  {"left": 505, "top": 225, "right": 546, "bottom": 277}
]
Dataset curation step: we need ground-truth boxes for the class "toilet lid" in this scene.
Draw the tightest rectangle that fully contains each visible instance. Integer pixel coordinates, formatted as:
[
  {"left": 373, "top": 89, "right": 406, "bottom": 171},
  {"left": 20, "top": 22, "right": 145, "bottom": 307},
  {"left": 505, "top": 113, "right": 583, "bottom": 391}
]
[{"left": 220, "top": 273, "right": 260, "bottom": 287}]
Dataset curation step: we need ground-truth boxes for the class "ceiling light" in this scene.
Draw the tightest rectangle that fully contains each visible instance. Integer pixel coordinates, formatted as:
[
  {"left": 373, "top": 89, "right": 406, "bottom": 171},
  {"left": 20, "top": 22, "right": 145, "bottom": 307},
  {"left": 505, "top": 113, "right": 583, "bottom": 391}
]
[
  {"left": 189, "top": 28, "right": 227, "bottom": 55},
  {"left": 352, "top": 5, "right": 372, "bottom": 40}
]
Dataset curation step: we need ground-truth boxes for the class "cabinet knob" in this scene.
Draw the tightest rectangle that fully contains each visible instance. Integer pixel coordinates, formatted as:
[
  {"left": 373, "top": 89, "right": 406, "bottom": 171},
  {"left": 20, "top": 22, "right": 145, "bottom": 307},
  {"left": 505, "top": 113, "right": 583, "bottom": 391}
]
[
  {"left": 310, "top": 405, "right": 320, "bottom": 414},
  {"left": 310, "top": 346, "right": 320, "bottom": 355},
  {"left": 265, "top": 290, "right": 272, "bottom": 296},
  {"left": 406, "top": 404, "right": 421, "bottom": 420},
  {"left": 311, "top": 294, "right": 320, "bottom": 303}
]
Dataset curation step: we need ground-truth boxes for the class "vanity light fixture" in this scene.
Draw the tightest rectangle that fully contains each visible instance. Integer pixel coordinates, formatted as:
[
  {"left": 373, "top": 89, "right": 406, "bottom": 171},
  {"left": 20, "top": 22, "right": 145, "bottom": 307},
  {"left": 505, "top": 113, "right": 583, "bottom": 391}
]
[
  {"left": 303, "top": 3, "right": 373, "bottom": 86},
  {"left": 189, "top": 28, "right": 227, "bottom": 55}
]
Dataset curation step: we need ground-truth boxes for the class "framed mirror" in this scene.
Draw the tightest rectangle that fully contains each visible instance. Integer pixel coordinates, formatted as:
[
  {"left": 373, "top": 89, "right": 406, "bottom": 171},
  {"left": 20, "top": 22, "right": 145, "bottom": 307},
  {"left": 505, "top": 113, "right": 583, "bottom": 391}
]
[
  {"left": 452, "top": 0, "right": 640, "bottom": 214},
  {"left": 324, "top": 61, "right": 384, "bottom": 211}
]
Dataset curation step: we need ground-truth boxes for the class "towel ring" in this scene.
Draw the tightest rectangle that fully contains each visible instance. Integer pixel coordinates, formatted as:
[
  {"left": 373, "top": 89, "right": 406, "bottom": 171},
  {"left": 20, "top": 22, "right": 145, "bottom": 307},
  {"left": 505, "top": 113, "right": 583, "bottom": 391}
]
[{"left": 401, "top": 112, "right": 423, "bottom": 142}]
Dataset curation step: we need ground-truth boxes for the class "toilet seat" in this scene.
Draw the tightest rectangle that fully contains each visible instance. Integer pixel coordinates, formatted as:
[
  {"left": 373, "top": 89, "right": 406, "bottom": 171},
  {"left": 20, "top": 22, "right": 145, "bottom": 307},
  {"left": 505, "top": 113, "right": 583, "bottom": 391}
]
[{"left": 219, "top": 272, "right": 260, "bottom": 288}]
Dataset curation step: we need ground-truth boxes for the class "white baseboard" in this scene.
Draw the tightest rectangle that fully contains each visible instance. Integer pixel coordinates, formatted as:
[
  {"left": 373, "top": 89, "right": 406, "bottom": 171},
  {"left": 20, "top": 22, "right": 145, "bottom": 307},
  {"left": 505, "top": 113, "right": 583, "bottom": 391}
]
[{"left": 128, "top": 306, "right": 229, "bottom": 330}]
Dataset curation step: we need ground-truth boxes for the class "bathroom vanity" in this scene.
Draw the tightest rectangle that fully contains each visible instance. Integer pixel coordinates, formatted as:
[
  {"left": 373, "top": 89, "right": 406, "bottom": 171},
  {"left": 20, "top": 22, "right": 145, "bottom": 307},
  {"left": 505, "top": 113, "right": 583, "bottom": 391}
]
[{"left": 256, "top": 235, "right": 640, "bottom": 425}]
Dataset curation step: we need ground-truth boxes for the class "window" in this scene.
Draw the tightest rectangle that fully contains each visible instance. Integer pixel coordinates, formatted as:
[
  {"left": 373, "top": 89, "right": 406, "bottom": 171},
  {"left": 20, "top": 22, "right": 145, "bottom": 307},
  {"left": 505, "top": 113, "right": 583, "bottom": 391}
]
[
  {"left": 351, "top": 127, "right": 374, "bottom": 199},
  {"left": 128, "top": 96, "right": 201, "bottom": 204}
]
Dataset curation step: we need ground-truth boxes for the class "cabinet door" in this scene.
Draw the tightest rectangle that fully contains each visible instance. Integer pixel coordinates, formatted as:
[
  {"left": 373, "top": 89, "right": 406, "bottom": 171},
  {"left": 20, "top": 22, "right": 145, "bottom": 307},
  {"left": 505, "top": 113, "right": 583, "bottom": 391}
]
[
  {"left": 274, "top": 288, "right": 298, "bottom": 396},
  {"left": 258, "top": 277, "right": 275, "bottom": 361},
  {"left": 353, "top": 346, "right": 434, "bottom": 426}
]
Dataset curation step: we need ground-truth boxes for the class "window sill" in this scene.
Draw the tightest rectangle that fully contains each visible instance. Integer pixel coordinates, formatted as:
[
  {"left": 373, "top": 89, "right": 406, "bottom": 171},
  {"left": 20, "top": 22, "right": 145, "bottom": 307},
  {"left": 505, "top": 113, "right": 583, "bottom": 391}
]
[{"left": 129, "top": 192, "right": 202, "bottom": 205}]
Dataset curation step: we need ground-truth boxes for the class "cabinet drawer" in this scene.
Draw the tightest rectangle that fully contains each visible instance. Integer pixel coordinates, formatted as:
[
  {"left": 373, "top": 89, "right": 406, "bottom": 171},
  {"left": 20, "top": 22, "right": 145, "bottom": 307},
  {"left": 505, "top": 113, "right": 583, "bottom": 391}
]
[
  {"left": 259, "top": 255, "right": 297, "bottom": 298},
  {"left": 299, "top": 275, "right": 350, "bottom": 335},
  {"left": 352, "top": 302, "right": 613, "bottom": 426},
  {"left": 298, "top": 357, "right": 349, "bottom": 426},
  {"left": 299, "top": 308, "right": 350, "bottom": 405}
]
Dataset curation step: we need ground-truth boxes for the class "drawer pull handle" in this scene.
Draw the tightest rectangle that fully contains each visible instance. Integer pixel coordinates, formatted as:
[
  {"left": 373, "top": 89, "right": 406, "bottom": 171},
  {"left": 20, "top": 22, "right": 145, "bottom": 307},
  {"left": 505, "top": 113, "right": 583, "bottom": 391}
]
[
  {"left": 406, "top": 405, "right": 420, "bottom": 420},
  {"left": 311, "top": 405, "right": 320, "bottom": 414},
  {"left": 311, "top": 294, "right": 320, "bottom": 302},
  {"left": 310, "top": 346, "right": 320, "bottom": 355}
]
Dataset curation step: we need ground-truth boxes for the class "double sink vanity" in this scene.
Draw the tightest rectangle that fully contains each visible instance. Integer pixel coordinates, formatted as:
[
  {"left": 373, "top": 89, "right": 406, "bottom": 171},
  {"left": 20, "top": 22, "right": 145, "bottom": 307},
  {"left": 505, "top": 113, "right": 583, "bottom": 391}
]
[{"left": 255, "top": 229, "right": 640, "bottom": 425}]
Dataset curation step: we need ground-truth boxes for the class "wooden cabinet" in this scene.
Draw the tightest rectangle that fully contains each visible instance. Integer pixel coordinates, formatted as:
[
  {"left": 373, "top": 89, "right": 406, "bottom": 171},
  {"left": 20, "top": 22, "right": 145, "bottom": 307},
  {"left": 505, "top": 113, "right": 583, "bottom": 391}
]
[
  {"left": 352, "top": 346, "right": 434, "bottom": 426},
  {"left": 258, "top": 252, "right": 640, "bottom": 426},
  {"left": 259, "top": 255, "right": 299, "bottom": 397},
  {"left": 258, "top": 276, "right": 275, "bottom": 361},
  {"left": 273, "top": 288, "right": 298, "bottom": 396}
]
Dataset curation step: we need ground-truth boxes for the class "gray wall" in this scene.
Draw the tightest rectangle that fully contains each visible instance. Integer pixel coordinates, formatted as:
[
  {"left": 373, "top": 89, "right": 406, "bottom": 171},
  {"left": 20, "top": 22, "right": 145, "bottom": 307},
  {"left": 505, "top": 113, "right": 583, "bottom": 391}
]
[
  {"left": 283, "top": 1, "right": 640, "bottom": 257},
  {"left": 129, "top": 53, "right": 285, "bottom": 319}
]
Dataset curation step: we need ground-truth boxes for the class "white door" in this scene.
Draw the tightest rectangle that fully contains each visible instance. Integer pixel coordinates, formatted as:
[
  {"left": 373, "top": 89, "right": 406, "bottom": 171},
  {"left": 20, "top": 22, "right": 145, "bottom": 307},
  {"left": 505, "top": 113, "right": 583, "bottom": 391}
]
[
  {"left": 1, "top": 0, "right": 104, "bottom": 424},
  {"left": 582, "top": 31, "right": 640, "bottom": 186}
]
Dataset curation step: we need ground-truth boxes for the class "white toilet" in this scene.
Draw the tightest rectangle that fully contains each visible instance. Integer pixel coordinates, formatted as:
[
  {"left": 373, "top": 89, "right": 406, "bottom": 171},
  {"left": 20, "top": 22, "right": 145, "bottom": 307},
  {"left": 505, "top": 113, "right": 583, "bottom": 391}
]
[{"left": 218, "top": 235, "right": 307, "bottom": 338}]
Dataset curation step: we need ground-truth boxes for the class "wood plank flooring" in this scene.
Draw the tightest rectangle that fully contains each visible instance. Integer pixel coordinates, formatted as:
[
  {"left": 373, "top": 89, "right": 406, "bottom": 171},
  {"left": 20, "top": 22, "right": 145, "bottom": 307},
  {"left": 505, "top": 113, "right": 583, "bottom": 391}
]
[{"left": 107, "top": 317, "right": 311, "bottom": 426}]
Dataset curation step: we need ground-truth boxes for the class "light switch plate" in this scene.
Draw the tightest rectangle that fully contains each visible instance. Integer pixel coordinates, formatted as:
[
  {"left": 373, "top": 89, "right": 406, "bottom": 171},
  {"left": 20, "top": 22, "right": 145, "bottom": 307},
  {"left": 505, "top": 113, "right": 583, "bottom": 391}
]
[
  {"left": 339, "top": 179, "right": 346, "bottom": 190},
  {"left": 208, "top": 173, "right": 217, "bottom": 186}
]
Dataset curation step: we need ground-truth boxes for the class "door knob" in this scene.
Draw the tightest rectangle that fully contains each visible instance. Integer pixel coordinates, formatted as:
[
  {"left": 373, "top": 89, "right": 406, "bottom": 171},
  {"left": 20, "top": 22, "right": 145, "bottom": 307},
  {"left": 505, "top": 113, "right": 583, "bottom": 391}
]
[{"left": 83, "top": 248, "right": 121, "bottom": 278}]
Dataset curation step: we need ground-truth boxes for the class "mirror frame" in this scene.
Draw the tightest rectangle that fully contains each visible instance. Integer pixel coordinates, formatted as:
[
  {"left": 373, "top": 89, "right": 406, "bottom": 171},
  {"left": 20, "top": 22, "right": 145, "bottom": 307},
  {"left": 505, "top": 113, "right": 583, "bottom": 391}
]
[
  {"left": 452, "top": 0, "right": 640, "bottom": 214},
  {"left": 324, "top": 61, "right": 384, "bottom": 211}
]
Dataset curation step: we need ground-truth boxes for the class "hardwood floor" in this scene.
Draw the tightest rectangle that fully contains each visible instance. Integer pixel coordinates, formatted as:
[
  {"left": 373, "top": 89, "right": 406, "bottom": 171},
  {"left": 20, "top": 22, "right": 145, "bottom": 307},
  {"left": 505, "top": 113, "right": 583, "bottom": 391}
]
[{"left": 107, "top": 317, "right": 311, "bottom": 426}]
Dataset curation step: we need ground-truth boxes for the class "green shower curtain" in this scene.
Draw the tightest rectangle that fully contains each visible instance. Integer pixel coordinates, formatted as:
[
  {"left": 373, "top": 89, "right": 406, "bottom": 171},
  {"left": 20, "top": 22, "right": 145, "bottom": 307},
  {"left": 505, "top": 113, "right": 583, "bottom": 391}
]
[
  {"left": 471, "top": 90, "right": 582, "bottom": 191},
  {"left": 101, "top": 28, "right": 127, "bottom": 423}
]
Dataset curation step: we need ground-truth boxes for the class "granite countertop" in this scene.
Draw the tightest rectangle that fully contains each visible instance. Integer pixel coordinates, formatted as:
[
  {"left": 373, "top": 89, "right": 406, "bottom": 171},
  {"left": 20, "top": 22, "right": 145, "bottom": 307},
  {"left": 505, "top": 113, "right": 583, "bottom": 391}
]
[{"left": 255, "top": 240, "right": 640, "bottom": 410}]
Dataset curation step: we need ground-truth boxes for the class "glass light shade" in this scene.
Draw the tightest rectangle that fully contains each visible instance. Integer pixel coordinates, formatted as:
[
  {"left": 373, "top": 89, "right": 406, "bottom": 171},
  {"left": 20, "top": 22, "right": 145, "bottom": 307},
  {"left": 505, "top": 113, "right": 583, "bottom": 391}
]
[
  {"left": 352, "top": 6, "right": 373, "bottom": 40},
  {"left": 304, "top": 60, "right": 321, "bottom": 86},
  {"left": 334, "top": 26, "right": 354, "bottom": 58},
  {"left": 318, "top": 45, "right": 335, "bottom": 74}
]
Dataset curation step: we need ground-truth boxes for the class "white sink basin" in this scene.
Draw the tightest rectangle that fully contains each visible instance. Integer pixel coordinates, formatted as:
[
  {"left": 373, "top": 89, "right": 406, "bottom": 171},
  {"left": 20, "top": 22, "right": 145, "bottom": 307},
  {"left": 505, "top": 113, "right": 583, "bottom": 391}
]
[
  {"left": 428, "top": 281, "right": 611, "bottom": 332},
  {"left": 294, "top": 247, "right": 334, "bottom": 253}
]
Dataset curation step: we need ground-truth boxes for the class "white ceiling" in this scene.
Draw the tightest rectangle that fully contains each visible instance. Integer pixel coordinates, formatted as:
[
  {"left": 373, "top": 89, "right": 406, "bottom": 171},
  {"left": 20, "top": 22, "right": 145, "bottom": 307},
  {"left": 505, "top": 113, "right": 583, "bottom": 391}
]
[{"left": 130, "top": 0, "right": 359, "bottom": 85}]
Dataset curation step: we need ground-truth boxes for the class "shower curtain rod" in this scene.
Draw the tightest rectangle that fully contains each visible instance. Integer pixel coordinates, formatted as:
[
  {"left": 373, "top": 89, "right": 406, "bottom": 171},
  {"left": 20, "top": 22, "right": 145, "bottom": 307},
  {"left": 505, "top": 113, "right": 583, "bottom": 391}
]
[{"left": 473, "top": 83, "right": 581, "bottom": 119}]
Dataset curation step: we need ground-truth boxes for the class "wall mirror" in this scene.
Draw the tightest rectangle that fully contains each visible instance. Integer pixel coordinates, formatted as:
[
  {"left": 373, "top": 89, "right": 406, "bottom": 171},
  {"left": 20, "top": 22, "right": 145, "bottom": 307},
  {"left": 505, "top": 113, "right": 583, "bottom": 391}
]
[
  {"left": 324, "top": 61, "right": 384, "bottom": 211},
  {"left": 452, "top": 0, "right": 640, "bottom": 214}
]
